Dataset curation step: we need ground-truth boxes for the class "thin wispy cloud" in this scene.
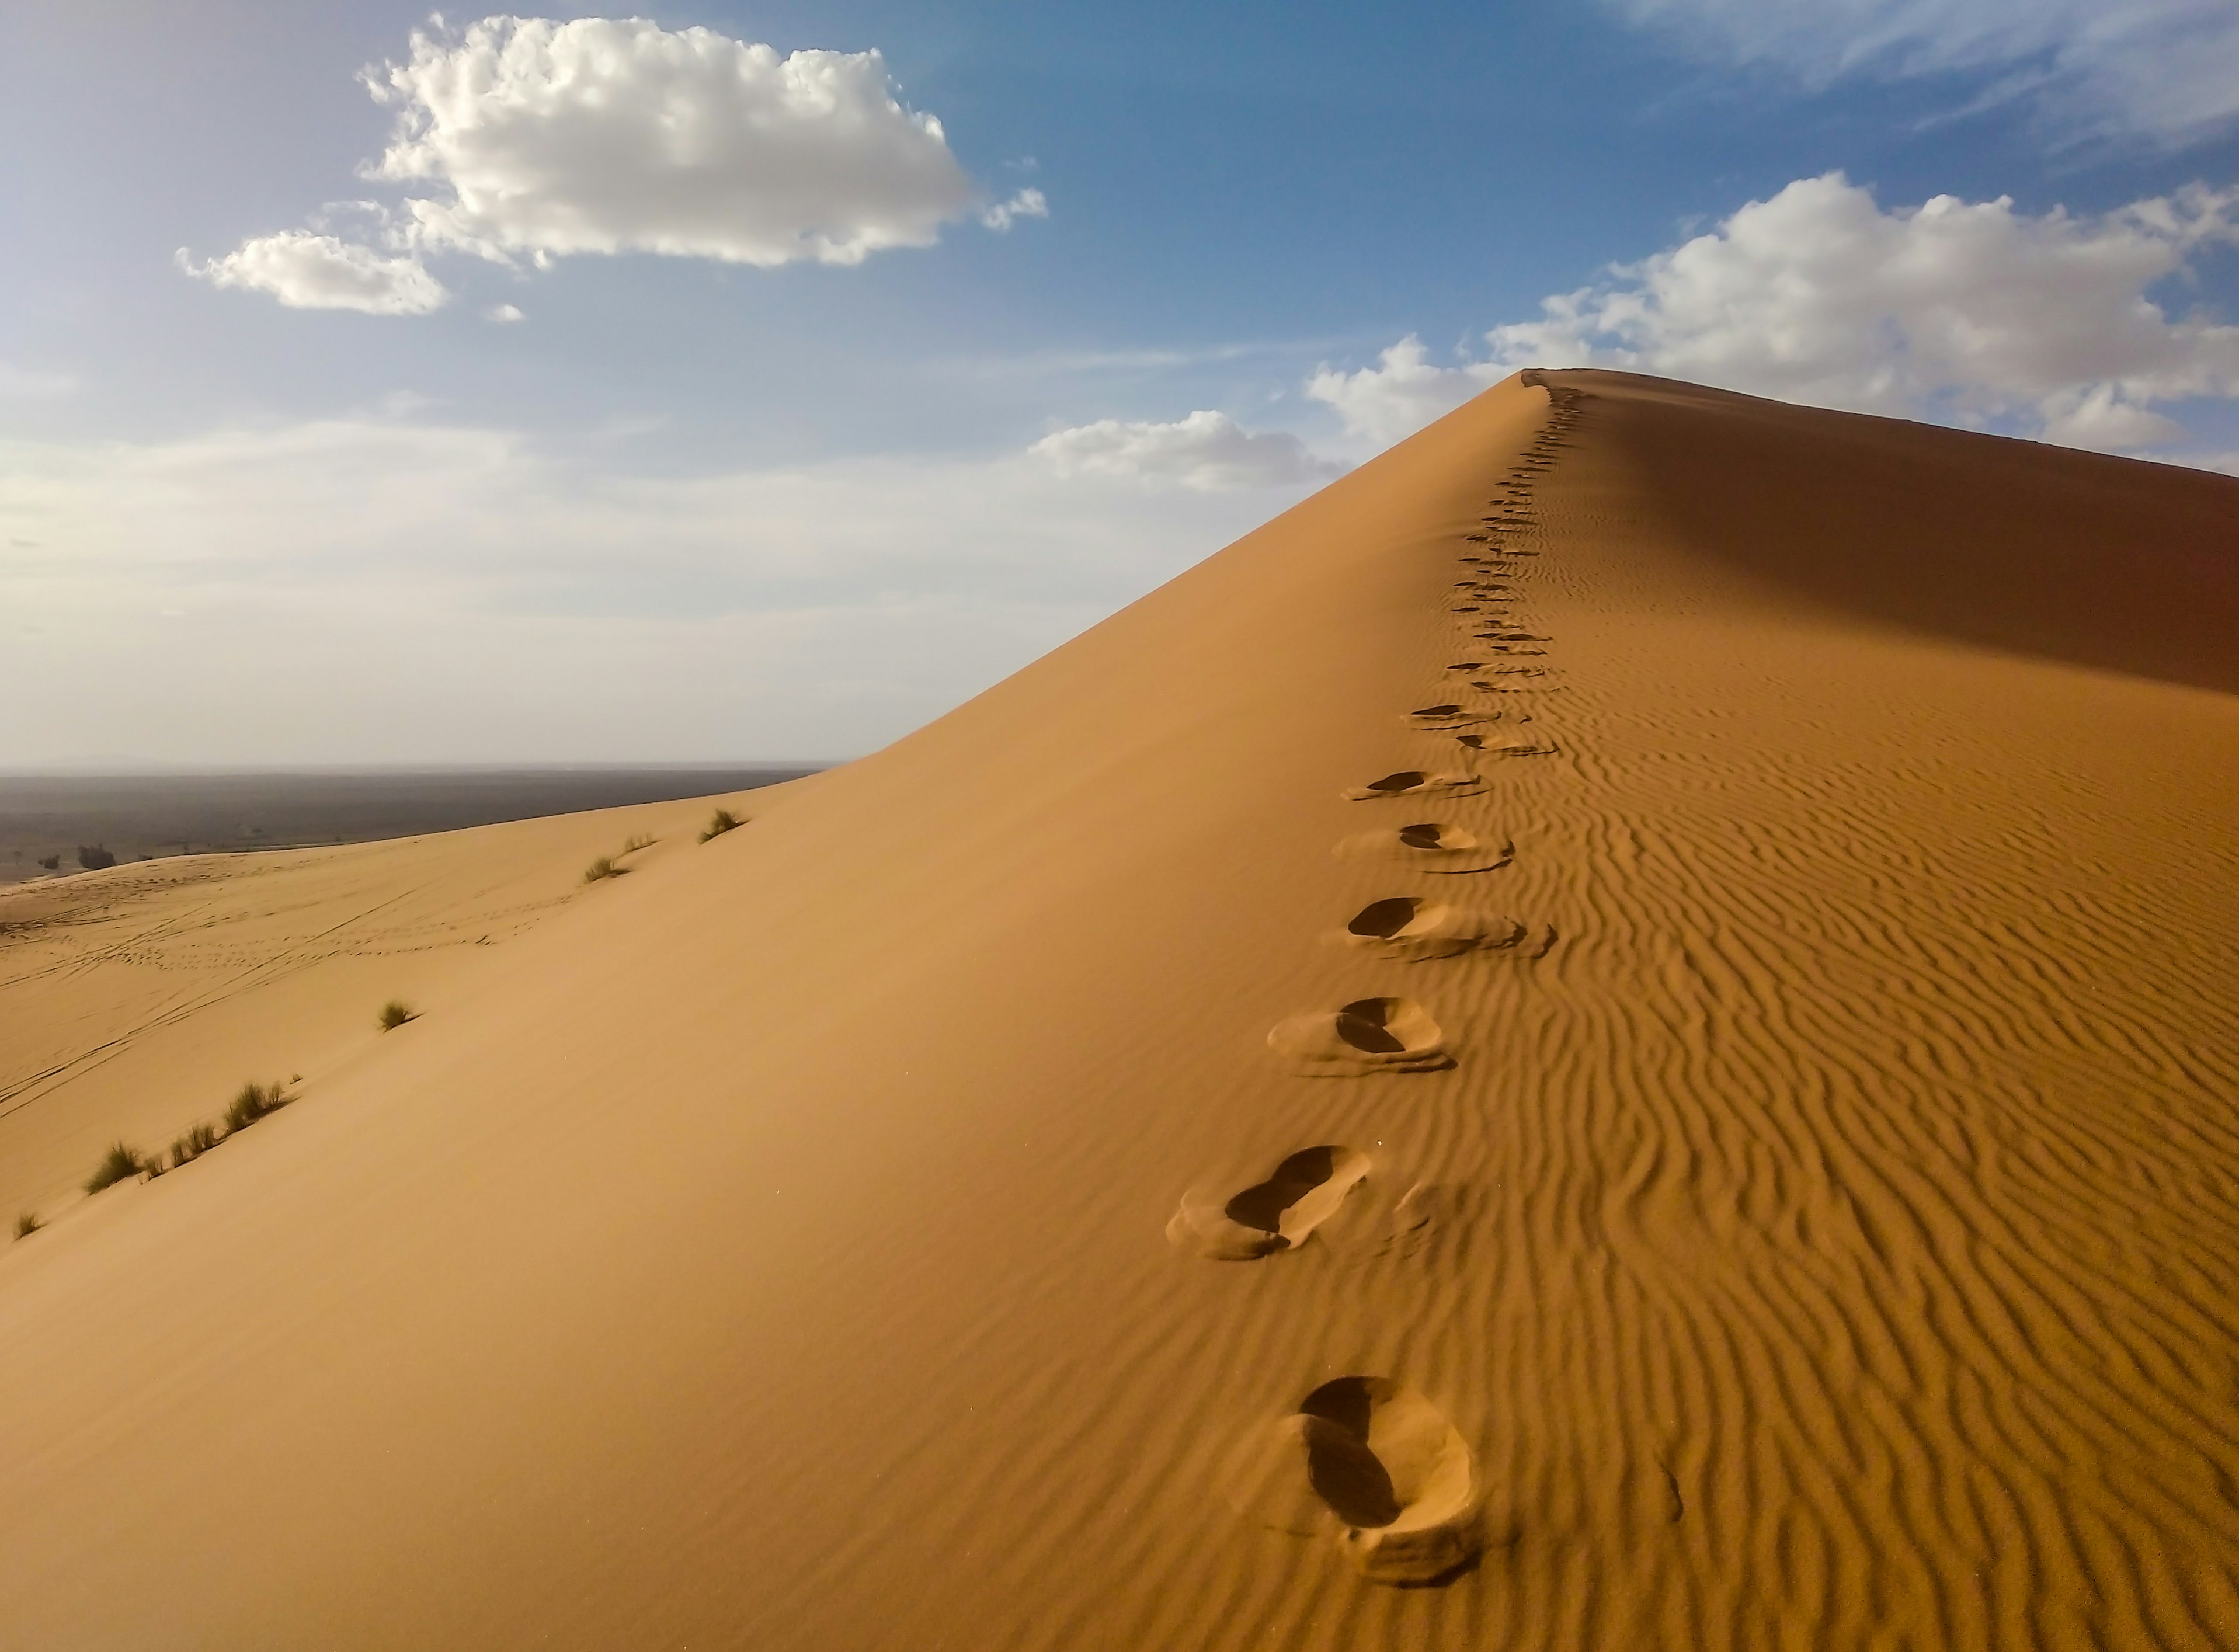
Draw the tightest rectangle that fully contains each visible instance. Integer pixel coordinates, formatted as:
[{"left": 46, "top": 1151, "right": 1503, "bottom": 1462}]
[
  {"left": 1031, "top": 411, "right": 1346, "bottom": 489},
  {"left": 1609, "top": 0, "right": 2239, "bottom": 148}
]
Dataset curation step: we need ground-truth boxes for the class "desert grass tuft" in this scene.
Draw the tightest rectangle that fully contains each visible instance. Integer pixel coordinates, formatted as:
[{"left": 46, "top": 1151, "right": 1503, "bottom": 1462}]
[
  {"left": 172, "top": 1121, "right": 221, "bottom": 1165},
  {"left": 222, "top": 1080, "right": 289, "bottom": 1135},
  {"left": 619, "top": 833, "right": 655, "bottom": 855},
  {"left": 14, "top": 1211, "right": 40, "bottom": 1239},
  {"left": 378, "top": 999, "right": 418, "bottom": 1031},
  {"left": 699, "top": 809, "right": 742, "bottom": 842},
  {"left": 583, "top": 855, "right": 621, "bottom": 884},
  {"left": 84, "top": 1141, "right": 147, "bottom": 1194}
]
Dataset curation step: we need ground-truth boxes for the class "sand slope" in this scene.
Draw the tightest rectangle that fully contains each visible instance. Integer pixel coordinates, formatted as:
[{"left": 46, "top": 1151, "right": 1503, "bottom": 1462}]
[
  {"left": 2, "top": 371, "right": 2236, "bottom": 1650},
  {"left": 0, "top": 787, "right": 799, "bottom": 1238}
]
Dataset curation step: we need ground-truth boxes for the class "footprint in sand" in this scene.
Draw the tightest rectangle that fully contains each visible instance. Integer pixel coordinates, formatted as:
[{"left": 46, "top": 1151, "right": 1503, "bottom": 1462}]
[
  {"left": 1267, "top": 997, "right": 1449, "bottom": 1074},
  {"left": 1337, "top": 896, "right": 1525, "bottom": 961},
  {"left": 1467, "top": 676, "right": 1556, "bottom": 694},
  {"left": 1334, "top": 823, "right": 1513, "bottom": 872},
  {"left": 1340, "top": 771, "right": 1484, "bottom": 802},
  {"left": 1166, "top": 1146, "right": 1371, "bottom": 1260},
  {"left": 1223, "top": 1376, "right": 1480, "bottom": 1584},
  {"left": 1404, "top": 703, "right": 1491, "bottom": 730},
  {"left": 1455, "top": 729, "right": 1556, "bottom": 757}
]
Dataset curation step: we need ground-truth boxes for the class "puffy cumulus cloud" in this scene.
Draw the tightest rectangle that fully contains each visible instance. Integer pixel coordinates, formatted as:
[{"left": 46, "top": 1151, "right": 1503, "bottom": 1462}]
[
  {"left": 178, "top": 229, "right": 448, "bottom": 315},
  {"left": 181, "top": 16, "right": 1032, "bottom": 312},
  {"left": 1305, "top": 338, "right": 1502, "bottom": 450},
  {"left": 1030, "top": 410, "right": 1346, "bottom": 490},
  {"left": 1319, "top": 175, "right": 2239, "bottom": 458},
  {"left": 1610, "top": 0, "right": 2239, "bottom": 148},
  {"left": 0, "top": 418, "right": 1277, "bottom": 763},
  {"left": 367, "top": 16, "right": 978, "bottom": 267},
  {"left": 1485, "top": 174, "right": 2239, "bottom": 450}
]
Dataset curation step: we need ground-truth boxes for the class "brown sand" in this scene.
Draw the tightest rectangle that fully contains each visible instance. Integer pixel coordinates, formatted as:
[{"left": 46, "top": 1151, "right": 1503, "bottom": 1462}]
[{"left": 1, "top": 370, "right": 2236, "bottom": 1649}]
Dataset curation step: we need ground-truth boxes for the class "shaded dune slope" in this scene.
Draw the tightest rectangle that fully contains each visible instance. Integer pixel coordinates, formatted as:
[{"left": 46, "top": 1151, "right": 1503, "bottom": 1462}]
[{"left": 2, "top": 372, "right": 2237, "bottom": 1650}]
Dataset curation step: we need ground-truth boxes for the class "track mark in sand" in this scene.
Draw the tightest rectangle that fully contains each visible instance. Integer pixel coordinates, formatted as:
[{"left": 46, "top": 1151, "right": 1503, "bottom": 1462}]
[
  {"left": 1224, "top": 1378, "right": 1480, "bottom": 1583},
  {"left": 1404, "top": 703, "right": 1491, "bottom": 730},
  {"left": 1335, "top": 823, "right": 1513, "bottom": 872},
  {"left": 1467, "top": 677, "right": 1554, "bottom": 694},
  {"left": 1456, "top": 727, "right": 1558, "bottom": 757},
  {"left": 1267, "top": 997, "right": 1450, "bottom": 1073},
  {"left": 1166, "top": 1146, "right": 1371, "bottom": 1260},
  {"left": 1340, "top": 771, "right": 1483, "bottom": 802},
  {"left": 1337, "top": 896, "right": 1524, "bottom": 961},
  {"left": 1654, "top": 1453, "right": 1684, "bottom": 1522}
]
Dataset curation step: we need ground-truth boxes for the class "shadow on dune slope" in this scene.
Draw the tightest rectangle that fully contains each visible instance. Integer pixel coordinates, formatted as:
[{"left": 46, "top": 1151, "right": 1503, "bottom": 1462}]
[{"left": 1553, "top": 369, "right": 2239, "bottom": 697}]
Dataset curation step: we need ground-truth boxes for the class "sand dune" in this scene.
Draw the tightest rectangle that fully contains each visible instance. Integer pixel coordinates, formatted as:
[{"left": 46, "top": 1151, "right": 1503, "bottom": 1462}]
[{"left": 2, "top": 370, "right": 2237, "bottom": 1649}]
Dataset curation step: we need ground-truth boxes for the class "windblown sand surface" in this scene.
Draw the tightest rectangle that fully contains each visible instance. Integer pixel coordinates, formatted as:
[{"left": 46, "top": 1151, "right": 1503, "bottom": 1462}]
[{"left": 2, "top": 370, "right": 2236, "bottom": 1650}]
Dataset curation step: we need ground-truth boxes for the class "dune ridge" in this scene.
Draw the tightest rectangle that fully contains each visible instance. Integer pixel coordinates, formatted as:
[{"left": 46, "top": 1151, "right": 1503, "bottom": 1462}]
[{"left": 1, "top": 371, "right": 2237, "bottom": 1649}]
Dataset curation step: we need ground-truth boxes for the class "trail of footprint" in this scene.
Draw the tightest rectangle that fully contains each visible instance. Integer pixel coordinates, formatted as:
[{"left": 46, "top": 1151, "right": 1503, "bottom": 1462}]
[
  {"left": 1267, "top": 997, "right": 1449, "bottom": 1074},
  {"left": 1223, "top": 1376, "right": 1480, "bottom": 1584},
  {"left": 1166, "top": 1145, "right": 1371, "bottom": 1260}
]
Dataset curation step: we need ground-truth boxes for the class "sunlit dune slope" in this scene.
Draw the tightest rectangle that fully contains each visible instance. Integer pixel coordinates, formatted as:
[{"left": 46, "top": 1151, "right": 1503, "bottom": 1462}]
[
  {"left": 0, "top": 786, "right": 804, "bottom": 1235},
  {"left": 2, "top": 370, "right": 2235, "bottom": 1651}
]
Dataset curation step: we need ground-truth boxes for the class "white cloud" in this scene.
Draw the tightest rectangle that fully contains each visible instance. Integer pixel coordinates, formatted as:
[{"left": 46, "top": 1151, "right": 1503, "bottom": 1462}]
[
  {"left": 182, "top": 16, "right": 1033, "bottom": 313},
  {"left": 1031, "top": 410, "right": 1346, "bottom": 489},
  {"left": 1610, "top": 0, "right": 2239, "bottom": 147},
  {"left": 979, "top": 188, "right": 1049, "bottom": 232},
  {"left": 486, "top": 303, "right": 526, "bottom": 324},
  {"left": 1320, "top": 174, "right": 2239, "bottom": 458},
  {"left": 368, "top": 16, "right": 980, "bottom": 268},
  {"left": 178, "top": 230, "right": 448, "bottom": 315},
  {"left": 0, "top": 418, "right": 1285, "bottom": 763},
  {"left": 1305, "top": 338, "right": 1501, "bottom": 448}
]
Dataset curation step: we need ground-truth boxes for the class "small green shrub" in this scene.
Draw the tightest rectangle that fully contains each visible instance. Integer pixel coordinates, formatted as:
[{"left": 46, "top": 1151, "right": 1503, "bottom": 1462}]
[
  {"left": 14, "top": 1211, "right": 40, "bottom": 1239},
  {"left": 76, "top": 845, "right": 116, "bottom": 871},
  {"left": 222, "top": 1080, "right": 288, "bottom": 1135},
  {"left": 36, "top": 853, "right": 59, "bottom": 871},
  {"left": 699, "top": 809, "right": 742, "bottom": 842},
  {"left": 583, "top": 856, "right": 620, "bottom": 884},
  {"left": 84, "top": 1141, "right": 146, "bottom": 1194},
  {"left": 172, "top": 1122, "right": 220, "bottom": 1165},
  {"left": 378, "top": 999, "right": 417, "bottom": 1031}
]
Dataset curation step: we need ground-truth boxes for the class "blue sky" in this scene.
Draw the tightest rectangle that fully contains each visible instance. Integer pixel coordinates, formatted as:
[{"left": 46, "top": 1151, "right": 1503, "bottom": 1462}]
[{"left": 4, "top": 1, "right": 2237, "bottom": 764}]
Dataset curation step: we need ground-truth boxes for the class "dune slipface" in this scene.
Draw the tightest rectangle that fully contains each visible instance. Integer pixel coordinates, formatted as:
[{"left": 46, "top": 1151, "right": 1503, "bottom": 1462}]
[{"left": 3, "top": 371, "right": 2238, "bottom": 1651}]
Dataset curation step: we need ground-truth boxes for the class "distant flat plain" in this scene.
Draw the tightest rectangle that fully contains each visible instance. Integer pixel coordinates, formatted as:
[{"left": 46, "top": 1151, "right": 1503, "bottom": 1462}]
[{"left": 0, "top": 766, "right": 823, "bottom": 884}]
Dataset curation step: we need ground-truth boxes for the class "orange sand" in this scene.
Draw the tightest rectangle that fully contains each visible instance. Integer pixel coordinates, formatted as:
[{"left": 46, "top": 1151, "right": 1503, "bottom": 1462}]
[{"left": 2, "top": 371, "right": 2235, "bottom": 1650}]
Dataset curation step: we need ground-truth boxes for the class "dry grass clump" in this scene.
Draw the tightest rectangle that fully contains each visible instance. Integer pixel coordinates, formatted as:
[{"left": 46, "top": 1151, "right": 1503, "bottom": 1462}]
[
  {"left": 700, "top": 809, "right": 743, "bottom": 842},
  {"left": 222, "top": 1081, "right": 289, "bottom": 1135},
  {"left": 378, "top": 999, "right": 418, "bottom": 1031},
  {"left": 586, "top": 833, "right": 660, "bottom": 884},
  {"left": 171, "top": 1121, "right": 221, "bottom": 1166},
  {"left": 84, "top": 1141, "right": 147, "bottom": 1194},
  {"left": 74, "top": 1080, "right": 296, "bottom": 1201},
  {"left": 15, "top": 1211, "right": 41, "bottom": 1240}
]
